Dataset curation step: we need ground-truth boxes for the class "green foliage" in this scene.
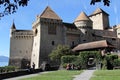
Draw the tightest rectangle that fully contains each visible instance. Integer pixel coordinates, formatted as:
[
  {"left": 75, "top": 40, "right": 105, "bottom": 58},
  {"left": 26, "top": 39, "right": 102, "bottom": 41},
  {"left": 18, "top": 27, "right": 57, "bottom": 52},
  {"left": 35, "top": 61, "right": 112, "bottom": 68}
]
[
  {"left": 61, "top": 55, "right": 78, "bottom": 68},
  {"left": 102, "top": 59, "right": 107, "bottom": 70},
  {"left": 61, "top": 51, "right": 101, "bottom": 69},
  {"left": 79, "top": 51, "right": 101, "bottom": 69},
  {"left": 102, "top": 54, "right": 118, "bottom": 70},
  {"left": 49, "top": 45, "right": 73, "bottom": 61},
  {"left": 113, "top": 59, "right": 120, "bottom": 67},
  {"left": 61, "top": 55, "right": 78, "bottom": 64},
  {"left": 0, "top": 66, "right": 16, "bottom": 73}
]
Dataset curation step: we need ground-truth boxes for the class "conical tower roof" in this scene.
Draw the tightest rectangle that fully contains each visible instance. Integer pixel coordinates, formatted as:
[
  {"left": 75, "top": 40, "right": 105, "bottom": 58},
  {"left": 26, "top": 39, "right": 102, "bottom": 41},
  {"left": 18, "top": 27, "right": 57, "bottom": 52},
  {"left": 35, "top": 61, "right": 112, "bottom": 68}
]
[
  {"left": 74, "top": 12, "right": 91, "bottom": 22},
  {"left": 40, "top": 6, "right": 61, "bottom": 20},
  {"left": 11, "top": 22, "right": 16, "bottom": 29},
  {"left": 90, "top": 8, "right": 109, "bottom": 16}
]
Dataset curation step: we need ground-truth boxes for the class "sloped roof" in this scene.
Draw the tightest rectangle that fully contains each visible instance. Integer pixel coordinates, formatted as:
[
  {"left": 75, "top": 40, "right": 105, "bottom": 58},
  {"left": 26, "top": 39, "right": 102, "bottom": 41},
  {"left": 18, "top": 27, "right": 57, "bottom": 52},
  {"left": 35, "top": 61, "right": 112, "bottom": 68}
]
[
  {"left": 94, "top": 30, "right": 117, "bottom": 38},
  {"left": 74, "top": 12, "right": 91, "bottom": 22},
  {"left": 72, "top": 40, "right": 114, "bottom": 51},
  {"left": 90, "top": 8, "right": 109, "bottom": 16},
  {"left": 40, "top": 6, "right": 61, "bottom": 20},
  {"left": 11, "top": 22, "right": 16, "bottom": 29}
]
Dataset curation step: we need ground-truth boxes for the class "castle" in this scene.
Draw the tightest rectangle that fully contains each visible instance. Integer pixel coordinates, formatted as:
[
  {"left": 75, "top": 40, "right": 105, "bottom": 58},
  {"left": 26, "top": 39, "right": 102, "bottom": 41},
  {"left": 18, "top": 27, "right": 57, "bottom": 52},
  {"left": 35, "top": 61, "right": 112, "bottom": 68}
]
[{"left": 9, "top": 6, "right": 120, "bottom": 69}]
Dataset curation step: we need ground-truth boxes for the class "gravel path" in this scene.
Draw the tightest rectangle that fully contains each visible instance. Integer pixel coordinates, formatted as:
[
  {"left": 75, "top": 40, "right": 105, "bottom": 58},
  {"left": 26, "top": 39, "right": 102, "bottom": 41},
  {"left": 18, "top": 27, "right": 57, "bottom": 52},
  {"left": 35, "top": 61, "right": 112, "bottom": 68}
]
[{"left": 73, "top": 70, "right": 95, "bottom": 80}]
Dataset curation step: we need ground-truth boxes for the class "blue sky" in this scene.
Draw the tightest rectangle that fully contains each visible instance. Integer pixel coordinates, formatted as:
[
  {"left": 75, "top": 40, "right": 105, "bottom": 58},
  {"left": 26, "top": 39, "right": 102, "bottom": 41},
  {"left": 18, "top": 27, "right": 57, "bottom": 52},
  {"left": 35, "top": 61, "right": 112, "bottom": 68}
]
[{"left": 0, "top": 0, "right": 120, "bottom": 57}]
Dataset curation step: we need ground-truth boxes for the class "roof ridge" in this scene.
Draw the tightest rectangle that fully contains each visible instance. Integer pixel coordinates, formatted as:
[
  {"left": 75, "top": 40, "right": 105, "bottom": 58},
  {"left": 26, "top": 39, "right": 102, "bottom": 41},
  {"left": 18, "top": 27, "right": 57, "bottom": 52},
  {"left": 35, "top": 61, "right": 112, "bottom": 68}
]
[{"left": 40, "top": 6, "right": 62, "bottom": 20}]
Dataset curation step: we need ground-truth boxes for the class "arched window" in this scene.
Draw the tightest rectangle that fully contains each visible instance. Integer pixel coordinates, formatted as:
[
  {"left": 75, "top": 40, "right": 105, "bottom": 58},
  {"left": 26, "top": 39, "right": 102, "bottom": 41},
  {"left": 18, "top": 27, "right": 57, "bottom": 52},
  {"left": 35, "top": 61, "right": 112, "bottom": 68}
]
[{"left": 52, "top": 41, "right": 55, "bottom": 46}]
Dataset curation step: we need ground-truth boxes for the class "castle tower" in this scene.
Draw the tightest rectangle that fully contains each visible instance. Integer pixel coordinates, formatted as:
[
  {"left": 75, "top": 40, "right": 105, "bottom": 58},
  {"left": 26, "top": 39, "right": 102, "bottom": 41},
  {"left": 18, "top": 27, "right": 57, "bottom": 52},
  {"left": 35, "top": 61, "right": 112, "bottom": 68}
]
[
  {"left": 31, "top": 6, "right": 64, "bottom": 68},
  {"left": 89, "top": 8, "right": 110, "bottom": 30},
  {"left": 74, "top": 12, "right": 93, "bottom": 43},
  {"left": 9, "top": 22, "right": 33, "bottom": 68}
]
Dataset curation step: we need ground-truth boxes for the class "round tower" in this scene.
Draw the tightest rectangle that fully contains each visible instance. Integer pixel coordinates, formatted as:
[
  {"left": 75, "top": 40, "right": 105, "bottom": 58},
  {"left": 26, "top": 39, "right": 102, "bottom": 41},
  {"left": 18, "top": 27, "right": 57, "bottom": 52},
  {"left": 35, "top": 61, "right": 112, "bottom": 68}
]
[{"left": 74, "top": 12, "right": 93, "bottom": 43}]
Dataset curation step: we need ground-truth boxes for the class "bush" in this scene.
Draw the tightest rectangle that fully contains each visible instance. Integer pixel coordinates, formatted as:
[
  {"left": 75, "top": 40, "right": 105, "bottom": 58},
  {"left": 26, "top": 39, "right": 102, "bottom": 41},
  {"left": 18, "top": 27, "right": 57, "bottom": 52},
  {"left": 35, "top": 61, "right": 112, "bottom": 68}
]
[
  {"left": 61, "top": 55, "right": 78, "bottom": 68},
  {"left": 113, "top": 58, "right": 120, "bottom": 67},
  {"left": 61, "top": 55, "right": 78, "bottom": 64},
  {"left": 102, "top": 54, "right": 118, "bottom": 70},
  {"left": 79, "top": 51, "right": 101, "bottom": 69},
  {"left": 61, "top": 51, "right": 101, "bottom": 69},
  {"left": 0, "top": 66, "right": 16, "bottom": 73}
]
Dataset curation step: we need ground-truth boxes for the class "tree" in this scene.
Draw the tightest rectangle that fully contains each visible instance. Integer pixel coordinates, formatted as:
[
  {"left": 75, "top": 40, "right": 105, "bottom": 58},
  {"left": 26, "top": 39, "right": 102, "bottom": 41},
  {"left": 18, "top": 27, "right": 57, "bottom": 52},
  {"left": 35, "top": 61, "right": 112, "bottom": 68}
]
[
  {"left": 49, "top": 45, "right": 73, "bottom": 61},
  {"left": 90, "top": 0, "right": 110, "bottom": 6},
  {"left": 0, "top": 0, "right": 29, "bottom": 18}
]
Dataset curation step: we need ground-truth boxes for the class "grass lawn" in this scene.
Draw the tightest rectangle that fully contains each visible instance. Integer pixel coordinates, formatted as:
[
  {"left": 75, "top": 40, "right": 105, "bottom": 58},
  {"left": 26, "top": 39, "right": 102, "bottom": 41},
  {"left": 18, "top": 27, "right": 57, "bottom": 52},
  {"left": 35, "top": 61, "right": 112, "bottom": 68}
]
[
  {"left": 21, "top": 70, "right": 82, "bottom": 80},
  {"left": 90, "top": 70, "right": 120, "bottom": 80}
]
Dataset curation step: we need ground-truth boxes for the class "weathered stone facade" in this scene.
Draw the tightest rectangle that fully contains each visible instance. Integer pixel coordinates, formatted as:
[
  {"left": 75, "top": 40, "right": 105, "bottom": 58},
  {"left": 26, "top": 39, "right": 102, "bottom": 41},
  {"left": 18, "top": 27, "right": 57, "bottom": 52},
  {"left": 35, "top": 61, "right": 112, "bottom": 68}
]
[{"left": 9, "top": 6, "right": 120, "bottom": 69}]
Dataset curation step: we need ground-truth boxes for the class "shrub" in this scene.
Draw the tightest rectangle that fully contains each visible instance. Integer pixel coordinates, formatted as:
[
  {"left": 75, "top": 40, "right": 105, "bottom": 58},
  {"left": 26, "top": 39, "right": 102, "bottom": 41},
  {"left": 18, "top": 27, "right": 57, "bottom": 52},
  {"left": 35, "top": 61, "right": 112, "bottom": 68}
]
[
  {"left": 113, "top": 58, "right": 120, "bottom": 67},
  {"left": 0, "top": 66, "right": 16, "bottom": 73},
  {"left": 61, "top": 51, "right": 101, "bottom": 69},
  {"left": 61, "top": 55, "right": 78, "bottom": 64},
  {"left": 102, "top": 54, "right": 118, "bottom": 70},
  {"left": 61, "top": 55, "right": 78, "bottom": 68},
  {"left": 79, "top": 51, "right": 101, "bottom": 69}
]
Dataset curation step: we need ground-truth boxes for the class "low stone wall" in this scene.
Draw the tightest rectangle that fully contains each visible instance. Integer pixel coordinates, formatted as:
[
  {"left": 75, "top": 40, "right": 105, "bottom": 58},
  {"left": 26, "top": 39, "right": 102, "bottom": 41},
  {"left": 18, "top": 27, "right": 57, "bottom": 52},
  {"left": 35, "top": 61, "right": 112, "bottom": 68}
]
[{"left": 0, "top": 68, "right": 43, "bottom": 80}]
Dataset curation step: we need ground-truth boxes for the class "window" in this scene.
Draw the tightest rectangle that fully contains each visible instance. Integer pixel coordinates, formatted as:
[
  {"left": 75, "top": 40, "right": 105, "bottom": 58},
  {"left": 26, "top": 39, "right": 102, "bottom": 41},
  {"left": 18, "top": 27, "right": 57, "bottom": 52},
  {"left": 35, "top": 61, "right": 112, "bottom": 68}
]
[
  {"left": 118, "top": 33, "right": 120, "bottom": 35},
  {"left": 52, "top": 41, "right": 55, "bottom": 46},
  {"left": 112, "top": 38, "right": 116, "bottom": 41},
  {"left": 48, "top": 25, "right": 56, "bottom": 35},
  {"left": 83, "top": 40, "right": 86, "bottom": 42},
  {"left": 34, "top": 29, "right": 38, "bottom": 36},
  {"left": 72, "top": 41, "right": 74, "bottom": 46}
]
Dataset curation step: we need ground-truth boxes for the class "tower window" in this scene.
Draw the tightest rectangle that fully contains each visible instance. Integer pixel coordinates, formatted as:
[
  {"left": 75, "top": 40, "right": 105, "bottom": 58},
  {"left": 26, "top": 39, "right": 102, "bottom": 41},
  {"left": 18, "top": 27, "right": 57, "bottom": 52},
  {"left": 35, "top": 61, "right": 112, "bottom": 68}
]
[
  {"left": 52, "top": 41, "right": 55, "bottom": 46},
  {"left": 72, "top": 41, "right": 74, "bottom": 46},
  {"left": 112, "top": 38, "right": 116, "bottom": 41},
  {"left": 83, "top": 40, "right": 86, "bottom": 42},
  {"left": 34, "top": 29, "right": 38, "bottom": 36},
  {"left": 48, "top": 25, "right": 56, "bottom": 35}
]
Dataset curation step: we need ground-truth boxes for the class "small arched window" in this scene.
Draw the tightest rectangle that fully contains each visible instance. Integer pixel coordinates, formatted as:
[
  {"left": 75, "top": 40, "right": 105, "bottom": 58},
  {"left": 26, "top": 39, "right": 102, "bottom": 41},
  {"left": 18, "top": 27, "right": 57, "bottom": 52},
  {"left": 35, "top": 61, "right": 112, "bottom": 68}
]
[
  {"left": 52, "top": 41, "right": 55, "bottom": 46},
  {"left": 35, "top": 29, "right": 38, "bottom": 36}
]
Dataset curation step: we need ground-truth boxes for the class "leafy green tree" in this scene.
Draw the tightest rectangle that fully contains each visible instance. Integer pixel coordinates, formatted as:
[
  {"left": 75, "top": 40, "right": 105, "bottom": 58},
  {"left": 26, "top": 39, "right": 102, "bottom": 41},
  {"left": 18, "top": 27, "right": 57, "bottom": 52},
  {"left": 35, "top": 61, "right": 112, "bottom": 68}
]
[{"left": 49, "top": 45, "right": 73, "bottom": 62}]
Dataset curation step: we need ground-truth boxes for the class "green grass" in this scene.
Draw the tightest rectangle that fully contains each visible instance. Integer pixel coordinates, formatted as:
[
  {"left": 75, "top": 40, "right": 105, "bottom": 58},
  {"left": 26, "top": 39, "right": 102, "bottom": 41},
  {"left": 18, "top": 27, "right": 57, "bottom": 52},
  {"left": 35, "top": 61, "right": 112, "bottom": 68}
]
[
  {"left": 90, "top": 70, "right": 120, "bottom": 80},
  {"left": 21, "top": 70, "right": 82, "bottom": 80}
]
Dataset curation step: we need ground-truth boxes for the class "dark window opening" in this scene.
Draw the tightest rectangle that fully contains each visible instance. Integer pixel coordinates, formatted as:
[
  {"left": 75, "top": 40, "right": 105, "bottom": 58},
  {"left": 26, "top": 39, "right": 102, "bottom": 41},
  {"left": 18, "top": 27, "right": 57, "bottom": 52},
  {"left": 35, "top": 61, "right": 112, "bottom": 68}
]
[
  {"left": 112, "top": 38, "right": 116, "bottom": 41},
  {"left": 52, "top": 41, "right": 55, "bottom": 46},
  {"left": 83, "top": 40, "right": 86, "bottom": 42},
  {"left": 35, "top": 29, "right": 38, "bottom": 36}
]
